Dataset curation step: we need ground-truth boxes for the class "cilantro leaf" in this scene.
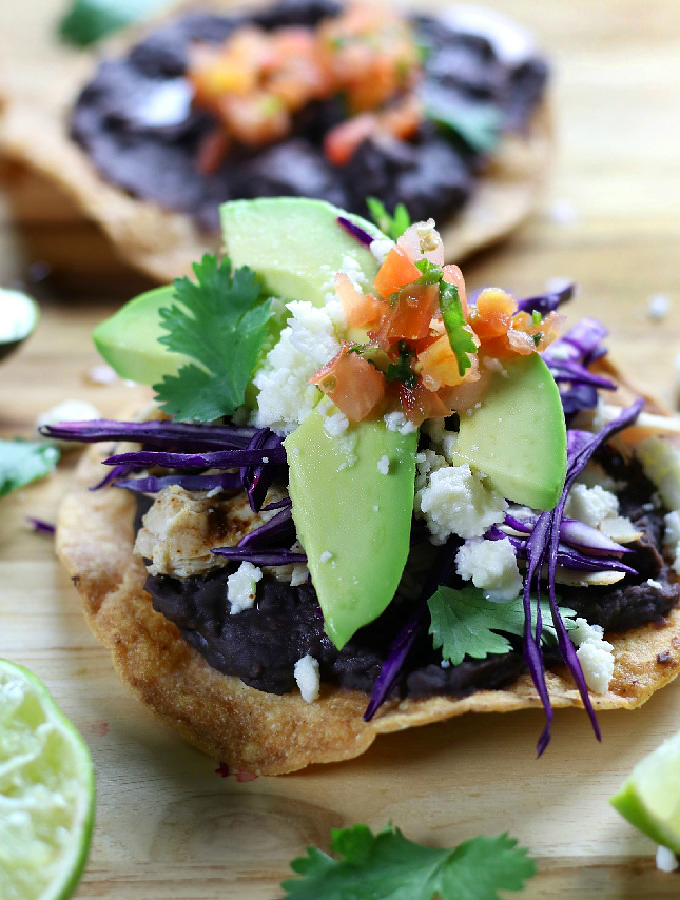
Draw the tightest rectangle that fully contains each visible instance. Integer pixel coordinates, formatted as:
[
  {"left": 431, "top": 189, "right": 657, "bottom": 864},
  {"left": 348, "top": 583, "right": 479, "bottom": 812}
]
[
  {"left": 428, "top": 586, "right": 578, "bottom": 667},
  {"left": 366, "top": 197, "right": 412, "bottom": 241},
  {"left": 59, "top": 0, "right": 170, "bottom": 46},
  {"left": 153, "top": 255, "right": 272, "bottom": 422},
  {"left": 440, "top": 280, "right": 478, "bottom": 376},
  {"left": 282, "top": 823, "right": 536, "bottom": 899},
  {"left": 425, "top": 99, "right": 502, "bottom": 155},
  {"left": 0, "top": 440, "right": 59, "bottom": 498},
  {"left": 385, "top": 341, "right": 418, "bottom": 389},
  {"left": 413, "top": 258, "right": 443, "bottom": 286}
]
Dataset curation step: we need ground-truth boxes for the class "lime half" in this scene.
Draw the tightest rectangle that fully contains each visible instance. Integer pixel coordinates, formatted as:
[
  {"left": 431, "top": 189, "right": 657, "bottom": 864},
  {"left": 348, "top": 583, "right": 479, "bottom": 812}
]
[
  {"left": 0, "top": 660, "right": 95, "bottom": 899},
  {"left": 611, "top": 730, "right": 680, "bottom": 853}
]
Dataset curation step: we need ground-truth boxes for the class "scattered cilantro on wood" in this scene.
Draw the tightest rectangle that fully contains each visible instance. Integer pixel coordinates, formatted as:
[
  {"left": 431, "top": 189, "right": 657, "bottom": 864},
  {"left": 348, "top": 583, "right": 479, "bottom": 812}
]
[
  {"left": 59, "top": 0, "right": 170, "bottom": 46},
  {"left": 0, "top": 440, "right": 59, "bottom": 499},
  {"left": 366, "top": 197, "right": 412, "bottom": 241},
  {"left": 154, "top": 254, "right": 272, "bottom": 423},
  {"left": 281, "top": 823, "right": 536, "bottom": 899},
  {"left": 428, "top": 586, "right": 578, "bottom": 667},
  {"left": 440, "top": 281, "right": 478, "bottom": 376}
]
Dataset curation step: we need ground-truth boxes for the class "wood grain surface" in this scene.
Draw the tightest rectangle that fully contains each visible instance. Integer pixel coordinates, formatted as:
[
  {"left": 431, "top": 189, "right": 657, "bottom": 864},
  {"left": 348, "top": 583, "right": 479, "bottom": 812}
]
[{"left": 2, "top": 1, "right": 680, "bottom": 898}]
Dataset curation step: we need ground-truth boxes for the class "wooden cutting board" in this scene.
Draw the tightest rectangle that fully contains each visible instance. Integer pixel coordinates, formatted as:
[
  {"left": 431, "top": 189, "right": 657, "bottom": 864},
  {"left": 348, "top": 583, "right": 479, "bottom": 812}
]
[{"left": 2, "top": 0, "right": 680, "bottom": 897}]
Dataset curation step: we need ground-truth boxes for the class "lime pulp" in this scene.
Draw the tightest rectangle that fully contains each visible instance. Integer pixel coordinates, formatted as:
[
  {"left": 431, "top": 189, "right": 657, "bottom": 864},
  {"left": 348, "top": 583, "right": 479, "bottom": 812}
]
[{"left": 0, "top": 659, "right": 95, "bottom": 900}]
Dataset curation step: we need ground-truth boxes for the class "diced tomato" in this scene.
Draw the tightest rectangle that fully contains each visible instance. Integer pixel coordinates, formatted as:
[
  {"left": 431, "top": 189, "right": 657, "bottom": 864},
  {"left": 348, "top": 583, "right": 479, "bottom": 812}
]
[
  {"left": 381, "top": 94, "right": 422, "bottom": 141},
  {"left": 218, "top": 92, "right": 290, "bottom": 145},
  {"left": 334, "top": 273, "right": 386, "bottom": 330},
  {"left": 382, "top": 285, "right": 438, "bottom": 342},
  {"left": 310, "top": 346, "right": 386, "bottom": 421},
  {"left": 373, "top": 245, "right": 421, "bottom": 298},
  {"left": 196, "top": 129, "right": 230, "bottom": 175},
  {"left": 399, "top": 380, "right": 450, "bottom": 426},
  {"left": 469, "top": 288, "right": 518, "bottom": 342},
  {"left": 324, "top": 113, "right": 377, "bottom": 166},
  {"left": 439, "top": 366, "right": 490, "bottom": 414},
  {"left": 441, "top": 265, "right": 468, "bottom": 316}
]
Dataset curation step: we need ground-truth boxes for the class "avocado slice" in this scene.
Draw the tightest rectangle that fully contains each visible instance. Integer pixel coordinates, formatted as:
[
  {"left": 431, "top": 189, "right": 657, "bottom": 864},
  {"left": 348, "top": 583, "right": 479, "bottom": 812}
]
[
  {"left": 285, "top": 409, "right": 417, "bottom": 649},
  {"left": 92, "top": 285, "right": 190, "bottom": 385},
  {"left": 452, "top": 353, "right": 567, "bottom": 510},
  {"left": 221, "top": 197, "right": 382, "bottom": 308}
]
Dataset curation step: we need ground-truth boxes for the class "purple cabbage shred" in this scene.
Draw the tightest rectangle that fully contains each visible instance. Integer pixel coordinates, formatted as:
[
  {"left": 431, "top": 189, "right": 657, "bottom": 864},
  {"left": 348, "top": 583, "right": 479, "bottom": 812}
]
[
  {"left": 26, "top": 516, "right": 56, "bottom": 535},
  {"left": 336, "top": 215, "right": 374, "bottom": 247},
  {"left": 116, "top": 473, "right": 241, "bottom": 494},
  {"left": 210, "top": 547, "right": 307, "bottom": 566}
]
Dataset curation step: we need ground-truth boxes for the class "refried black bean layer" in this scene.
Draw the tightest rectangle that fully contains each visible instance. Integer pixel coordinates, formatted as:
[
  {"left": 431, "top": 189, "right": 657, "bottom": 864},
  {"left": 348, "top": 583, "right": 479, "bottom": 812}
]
[{"left": 70, "top": 0, "right": 548, "bottom": 231}]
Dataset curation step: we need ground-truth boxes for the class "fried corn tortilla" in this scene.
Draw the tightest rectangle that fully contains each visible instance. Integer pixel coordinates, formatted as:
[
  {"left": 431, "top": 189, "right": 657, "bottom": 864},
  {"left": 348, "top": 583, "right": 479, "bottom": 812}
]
[
  {"left": 56, "top": 368, "right": 680, "bottom": 775},
  {"left": 0, "top": 1, "right": 552, "bottom": 283}
]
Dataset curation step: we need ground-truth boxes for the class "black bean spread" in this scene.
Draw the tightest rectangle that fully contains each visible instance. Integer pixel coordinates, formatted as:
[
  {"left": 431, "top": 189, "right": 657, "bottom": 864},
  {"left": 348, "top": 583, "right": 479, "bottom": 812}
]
[{"left": 70, "top": 0, "right": 548, "bottom": 232}]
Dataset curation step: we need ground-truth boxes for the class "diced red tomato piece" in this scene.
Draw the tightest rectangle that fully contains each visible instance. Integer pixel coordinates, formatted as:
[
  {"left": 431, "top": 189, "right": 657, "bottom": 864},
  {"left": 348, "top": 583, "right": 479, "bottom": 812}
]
[
  {"left": 382, "top": 285, "right": 438, "bottom": 342},
  {"left": 438, "top": 365, "right": 490, "bottom": 414},
  {"left": 310, "top": 346, "right": 386, "bottom": 421},
  {"left": 373, "top": 246, "right": 422, "bottom": 298},
  {"left": 469, "top": 288, "right": 518, "bottom": 342},
  {"left": 324, "top": 113, "right": 377, "bottom": 165},
  {"left": 399, "top": 381, "right": 450, "bottom": 426},
  {"left": 334, "top": 273, "right": 386, "bottom": 330}
]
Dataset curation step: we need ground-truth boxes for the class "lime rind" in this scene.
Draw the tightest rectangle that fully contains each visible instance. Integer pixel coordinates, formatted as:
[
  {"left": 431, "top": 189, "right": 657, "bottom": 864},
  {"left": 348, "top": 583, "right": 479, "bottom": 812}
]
[
  {"left": 610, "top": 731, "right": 680, "bottom": 854},
  {"left": 0, "top": 660, "right": 95, "bottom": 900}
]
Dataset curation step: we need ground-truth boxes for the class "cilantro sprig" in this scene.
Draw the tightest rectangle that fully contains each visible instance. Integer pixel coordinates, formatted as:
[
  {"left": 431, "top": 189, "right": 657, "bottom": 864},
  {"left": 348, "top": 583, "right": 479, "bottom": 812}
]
[
  {"left": 0, "top": 440, "right": 59, "bottom": 499},
  {"left": 385, "top": 341, "right": 418, "bottom": 389},
  {"left": 59, "top": 0, "right": 170, "bottom": 46},
  {"left": 428, "top": 586, "right": 578, "bottom": 667},
  {"left": 366, "top": 197, "right": 412, "bottom": 241},
  {"left": 440, "top": 280, "right": 477, "bottom": 377},
  {"left": 282, "top": 823, "right": 536, "bottom": 899},
  {"left": 153, "top": 255, "right": 272, "bottom": 423}
]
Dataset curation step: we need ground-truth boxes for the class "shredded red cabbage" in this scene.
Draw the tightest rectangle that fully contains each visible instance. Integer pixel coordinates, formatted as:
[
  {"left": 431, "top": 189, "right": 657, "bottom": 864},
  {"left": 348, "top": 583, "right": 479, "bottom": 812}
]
[
  {"left": 40, "top": 418, "right": 259, "bottom": 449},
  {"left": 486, "top": 525, "right": 635, "bottom": 574},
  {"left": 90, "top": 463, "right": 140, "bottom": 491},
  {"left": 26, "top": 516, "right": 55, "bottom": 535},
  {"left": 336, "top": 215, "right": 374, "bottom": 247},
  {"left": 210, "top": 547, "right": 307, "bottom": 566},
  {"left": 240, "top": 428, "right": 284, "bottom": 512},
  {"left": 527, "top": 396, "right": 644, "bottom": 754},
  {"left": 116, "top": 473, "right": 241, "bottom": 493},
  {"left": 542, "top": 318, "right": 616, "bottom": 417},
  {"left": 516, "top": 282, "right": 575, "bottom": 315},
  {"left": 237, "top": 507, "right": 295, "bottom": 549},
  {"left": 502, "top": 513, "right": 632, "bottom": 556},
  {"left": 103, "top": 447, "right": 287, "bottom": 468}
]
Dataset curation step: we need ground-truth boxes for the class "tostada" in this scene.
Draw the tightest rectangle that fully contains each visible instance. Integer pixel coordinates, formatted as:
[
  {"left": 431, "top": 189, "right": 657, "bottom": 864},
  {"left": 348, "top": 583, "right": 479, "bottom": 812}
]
[
  {"left": 45, "top": 198, "right": 680, "bottom": 774},
  {"left": 0, "top": 0, "right": 551, "bottom": 281}
]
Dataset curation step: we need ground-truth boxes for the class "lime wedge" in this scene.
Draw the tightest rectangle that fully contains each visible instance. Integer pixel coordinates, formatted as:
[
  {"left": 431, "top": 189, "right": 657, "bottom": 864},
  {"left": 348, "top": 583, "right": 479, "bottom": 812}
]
[
  {"left": 0, "top": 659, "right": 95, "bottom": 900},
  {"left": 610, "top": 730, "right": 680, "bottom": 853}
]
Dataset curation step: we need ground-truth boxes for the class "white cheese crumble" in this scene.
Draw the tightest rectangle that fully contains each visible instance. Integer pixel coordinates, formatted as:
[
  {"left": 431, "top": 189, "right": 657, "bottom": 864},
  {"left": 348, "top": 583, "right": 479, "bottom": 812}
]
[
  {"left": 377, "top": 455, "right": 390, "bottom": 475},
  {"left": 369, "top": 238, "right": 394, "bottom": 265},
  {"left": 319, "top": 550, "right": 333, "bottom": 564},
  {"left": 227, "top": 562, "right": 263, "bottom": 614},
  {"left": 482, "top": 356, "right": 509, "bottom": 377},
  {"left": 570, "top": 617, "right": 615, "bottom": 694},
  {"left": 322, "top": 409, "right": 349, "bottom": 437},
  {"left": 290, "top": 565, "right": 309, "bottom": 587},
  {"left": 456, "top": 537, "right": 523, "bottom": 601},
  {"left": 564, "top": 484, "right": 619, "bottom": 528},
  {"left": 656, "top": 846, "right": 679, "bottom": 873},
  {"left": 415, "top": 463, "right": 507, "bottom": 543},
  {"left": 646, "top": 579, "right": 664, "bottom": 590},
  {"left": 384, "top": 411, "right": 417, "bottom": 434},
  {"left": 252, "top": 300, "right": 341, "bottom": 433},
  {"left": 294, "top": 655, "right": 320, "bottom": 703},
  {"left": 663, "top": 510, "right": 680, "bottom": 572},
  {"left": 647, "top": 293, "right": 672, "bottom": 321}
]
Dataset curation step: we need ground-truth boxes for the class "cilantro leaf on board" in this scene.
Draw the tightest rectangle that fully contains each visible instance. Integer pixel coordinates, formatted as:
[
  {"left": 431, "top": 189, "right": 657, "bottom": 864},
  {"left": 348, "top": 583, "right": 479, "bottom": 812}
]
[
  {"left": 282, "top": 823, "right": 536, "bottom": 899},
  {"left": 440, "top": 280, "right": 478, "bottom": 376},
  {"left": 366, "top": 197, "right": 412, "bottom": 241},
  {"left": 59, "top": 0, "right": 170, "bottom": 46},
  {"left": 428, "top": 586, "right": 578, "bottom": 667},
  {"left": 0, "top": 440, "right": 59, "bottom": 499},
  {"left": 153, "top": 255, "right": 272, "bottom": 422}
]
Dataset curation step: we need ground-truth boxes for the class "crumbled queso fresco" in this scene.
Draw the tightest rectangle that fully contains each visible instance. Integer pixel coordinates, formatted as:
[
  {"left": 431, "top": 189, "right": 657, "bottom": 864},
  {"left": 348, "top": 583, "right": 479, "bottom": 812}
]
[
  {"left": 227, "top": 562, "right": 263, "bottom": 614},
  {"left": 570, "top": 618, "right": 616, "bottom": 693},
  {"left": 294, "top": 655, "right": 320, "bottom": 703},
  {"left": 456, "top": 537, "right": 523, "bottom": 601}
]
